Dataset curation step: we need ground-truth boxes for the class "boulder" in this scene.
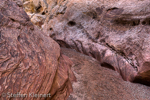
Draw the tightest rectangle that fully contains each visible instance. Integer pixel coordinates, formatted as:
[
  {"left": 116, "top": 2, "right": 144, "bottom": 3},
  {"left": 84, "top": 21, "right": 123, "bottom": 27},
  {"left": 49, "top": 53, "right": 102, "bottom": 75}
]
[{"left": 0, "top": 0, "right": 75, "bottom": 100}]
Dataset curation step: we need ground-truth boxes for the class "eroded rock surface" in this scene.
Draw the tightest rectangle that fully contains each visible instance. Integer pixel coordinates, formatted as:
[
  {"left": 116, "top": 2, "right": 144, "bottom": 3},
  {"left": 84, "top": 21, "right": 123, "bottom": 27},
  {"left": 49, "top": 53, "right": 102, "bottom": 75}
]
[
  {"left": 0, "top": 0, "right": 75, "bottom": 100},
  {"left": 20, "top": 0, "right": 150, "bottom": 99},
  {"left": 29, "top": 0, "right": 150, "bottom": 85},
  {"left": 61, "top": 48, "right": 150, "bottom": 100}
]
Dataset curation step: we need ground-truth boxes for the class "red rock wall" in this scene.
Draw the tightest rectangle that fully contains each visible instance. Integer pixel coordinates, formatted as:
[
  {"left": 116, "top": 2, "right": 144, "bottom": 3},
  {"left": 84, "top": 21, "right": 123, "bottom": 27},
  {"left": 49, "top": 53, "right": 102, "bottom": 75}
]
[{"left": 0, "top": 0, "right": 75, "bottom": 100}]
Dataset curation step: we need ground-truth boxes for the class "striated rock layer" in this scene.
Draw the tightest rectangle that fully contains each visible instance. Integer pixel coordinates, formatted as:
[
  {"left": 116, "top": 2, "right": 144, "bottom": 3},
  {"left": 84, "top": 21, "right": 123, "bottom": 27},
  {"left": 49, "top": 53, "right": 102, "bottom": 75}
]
[
  {"left": 24, "top": 0, "right": 150, "bottom": 85},
  {"left": 61, "top": 48, "right": 150, "bottom": 100},
  {"left": 0, "top": 0, "right": 76, "bottom": 100}
]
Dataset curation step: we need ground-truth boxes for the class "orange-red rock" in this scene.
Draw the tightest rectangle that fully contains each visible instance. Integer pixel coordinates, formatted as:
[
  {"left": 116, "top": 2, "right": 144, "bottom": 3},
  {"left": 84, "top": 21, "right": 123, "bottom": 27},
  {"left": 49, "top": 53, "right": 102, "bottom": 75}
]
[{"left": 0, "top": 0, "right": 75, "bottom": 100}]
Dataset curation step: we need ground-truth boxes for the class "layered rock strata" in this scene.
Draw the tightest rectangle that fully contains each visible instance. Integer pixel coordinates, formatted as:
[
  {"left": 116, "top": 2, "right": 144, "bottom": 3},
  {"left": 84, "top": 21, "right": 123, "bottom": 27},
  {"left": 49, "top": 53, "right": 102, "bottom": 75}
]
[{"left": 0, "top": 0, "right": 75, "bottom": 100}]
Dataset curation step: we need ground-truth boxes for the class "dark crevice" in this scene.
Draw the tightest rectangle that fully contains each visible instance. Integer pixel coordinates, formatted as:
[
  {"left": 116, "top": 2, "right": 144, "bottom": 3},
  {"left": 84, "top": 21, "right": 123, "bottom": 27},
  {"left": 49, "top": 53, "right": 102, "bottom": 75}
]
[
  {"left": 132, "top": 63, "right": 150, "bottom": 86},
  {"left": 117, "top": 50, "right": 126, "bottom": 57},
  {"left": 89, "top": 51, "right": 96, "bottom": 59},
  {"left": 114, "top": 18, "right": 140, "bottom": 26},
  {"left": 96, "top": 32, "right": 100, "bottom": 39},
  {"left": 49, "top": 28, "right": 53, "bottom": 31},
  {"left": 106, "top": 43, "right": 117, "bottom": 52},
  {"left": 132, "top": 20, "right": 140, "bottom": 26},
  {"left": 67, "top": 21, "right": 76, "bottom": 26},
  {"left": 107, "top": 7, "right": 119, "bottom": 11},
  {"left": 10, "top": 18, "right": 15, "bottom": 22},
  {"left": 101, "top": 62, "right": 115, "bottom": 70},
  {"left": 142, "top": 18, "right": 150, "bottom": 25},
  {"left": 56, "top": 12, "right": 65, "bottom": 15},
  {"left": 71, "top": 40, "right": 80, "bottom": 52},
  {"left": 35, "top": 5, "right": 42, "bottom": 13},
  {"left": 133, "top": 76, "right": 150, "bottom": 86},
  {"left": 106, "top": 43, "right": 126, "bottom": 59},
  {"left": 142, "top": 21, "right": 146, "bottom": 25},
  {"left": 42, "top": 12, "right": 46, "bottom": 15},
  {"left": 56, "top": 40, "right": 71, "bottom": 48},
  {"left": 17, "top": 35, "right": 21, "bottom": 41}
]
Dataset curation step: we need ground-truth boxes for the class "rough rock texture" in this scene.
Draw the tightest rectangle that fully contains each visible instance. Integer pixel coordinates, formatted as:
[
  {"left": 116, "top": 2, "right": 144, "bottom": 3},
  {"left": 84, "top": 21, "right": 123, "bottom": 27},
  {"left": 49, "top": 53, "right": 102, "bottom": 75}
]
[
  {"left": 22, "top": 0, "right": 70, "bottom": 27},
  {"left": 0, "top": 0, "right": 75, "bottom": 100},
  {"left": 31, "top": 0, "right": 150, "bottom": 85},
  {"left": 21, "top": 0, "right": 48, "bottom": 27},
  {"left": 61, "top": 48, "right": 150, "bottom": 100}
]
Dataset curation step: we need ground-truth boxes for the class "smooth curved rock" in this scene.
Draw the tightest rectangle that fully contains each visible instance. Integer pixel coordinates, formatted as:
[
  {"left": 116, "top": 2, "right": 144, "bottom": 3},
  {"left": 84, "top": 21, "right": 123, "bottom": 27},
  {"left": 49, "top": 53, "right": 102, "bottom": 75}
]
[
  {"left": 61, "top": 48, "right": 150, "bottom": 100},
  {"left": 0, "top": 0, "right": 75, "bottom": 100}
]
